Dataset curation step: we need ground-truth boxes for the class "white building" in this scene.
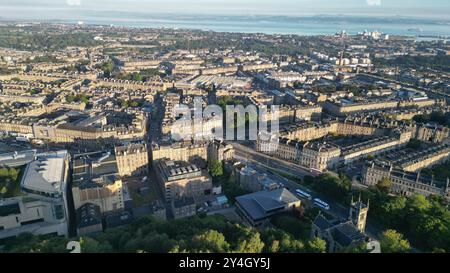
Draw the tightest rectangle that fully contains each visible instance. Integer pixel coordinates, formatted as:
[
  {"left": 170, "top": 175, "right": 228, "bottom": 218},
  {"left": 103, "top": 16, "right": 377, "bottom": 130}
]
[{"left": 0, "top": 150, "right": 70, "bottom": 240}]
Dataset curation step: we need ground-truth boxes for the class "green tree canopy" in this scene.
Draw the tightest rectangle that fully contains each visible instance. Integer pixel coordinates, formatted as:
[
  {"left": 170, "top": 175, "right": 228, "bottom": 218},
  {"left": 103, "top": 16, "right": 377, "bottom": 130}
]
[
  {"left": 208, "top": 160, "right": 224, "bottom": 177},
  {"left": 306, "top": 237, "right": 327, "bottom": 253},
  {"left": 376, "top": 177, "right": 391, "bottom": 193},
  {"left": 191, "top": 230, "right": 230, "bottom": 253},
  {"left": 379, "top": 229, "right": 411, "bottom": 253}
]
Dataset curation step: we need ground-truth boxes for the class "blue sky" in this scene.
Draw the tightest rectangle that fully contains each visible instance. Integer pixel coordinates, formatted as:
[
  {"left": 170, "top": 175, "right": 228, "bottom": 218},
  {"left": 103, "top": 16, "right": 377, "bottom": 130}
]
[{"left": 0, "top": 0, "right": 449, "bottom": 19}]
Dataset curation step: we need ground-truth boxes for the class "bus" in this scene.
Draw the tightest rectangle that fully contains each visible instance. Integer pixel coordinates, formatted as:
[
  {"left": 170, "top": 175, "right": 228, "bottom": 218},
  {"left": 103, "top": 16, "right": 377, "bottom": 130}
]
[
  {"left": 295, "top": 189, "right": 312, "bottom": 200},
  {"left": 310, "top": 168, "right": 323, "bottom": 177},
  {"left": 313, "top": 198, "right": 330, "bottom": 210}
]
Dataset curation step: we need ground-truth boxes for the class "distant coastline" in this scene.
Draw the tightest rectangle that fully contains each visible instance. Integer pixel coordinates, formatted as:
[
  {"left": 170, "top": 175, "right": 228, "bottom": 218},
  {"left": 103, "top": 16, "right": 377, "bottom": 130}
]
[{"left": 0, "top": 14, "right": 449, "bottom": 37}]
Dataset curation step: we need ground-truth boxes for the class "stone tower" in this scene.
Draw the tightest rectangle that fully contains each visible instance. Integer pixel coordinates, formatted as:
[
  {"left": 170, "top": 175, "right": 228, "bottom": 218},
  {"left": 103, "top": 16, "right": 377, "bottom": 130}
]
[{"left": 349, "top": 195, "right": 369, "bottom": 233}]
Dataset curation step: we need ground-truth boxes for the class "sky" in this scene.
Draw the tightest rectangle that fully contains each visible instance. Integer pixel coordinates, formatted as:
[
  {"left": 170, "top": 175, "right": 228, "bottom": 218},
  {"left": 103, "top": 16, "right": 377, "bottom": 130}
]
[{"left": 0, "top": 0, "right": 449, "bottom": 20}]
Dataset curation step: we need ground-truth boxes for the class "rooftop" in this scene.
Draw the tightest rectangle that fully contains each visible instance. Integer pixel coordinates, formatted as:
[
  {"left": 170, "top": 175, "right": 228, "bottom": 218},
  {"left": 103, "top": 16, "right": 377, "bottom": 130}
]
[
  {"left": 236, "top": 188, "right": 300, "bottom": 221},
  {"left": 20, "top": 150, "right": 68, "bottom": 197},
  {"left": 156, "top": 159, "right": 204, "bottom": 183},
  {"left": 72, "top": 151, "right": 118, "bottom": 188}
]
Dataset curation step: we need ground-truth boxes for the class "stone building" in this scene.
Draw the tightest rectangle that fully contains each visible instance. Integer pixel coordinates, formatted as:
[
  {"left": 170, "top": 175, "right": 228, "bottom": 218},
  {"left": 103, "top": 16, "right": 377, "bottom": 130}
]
[
  {"left": 151, "top": 141, "right": 208, "bottom": 165},
  {"left": 300, "top": 142, "right": 341, "bottom": 172},
  {"left": 413, "top": 123, "right": 449, "bottom": 143},
  {"left": 310, "top": 199, "right": 368, "bottom": 253},
  {"left": 361, "top": 161, "right": 450, "bottom": 201},
  {"left": 237, "top": 165, "right": 280, "bottom": 192},
  {"left": 171, "top": 197, "right": 197, "bottom": 219},
  {"left": 115, "top": 143, "right": 149, "bottom": 177},
  {"left": 208, "top": 139, "right": 235, "bottom": 162},
  {"left": 155, "top": 159, "right": 213, "bottom": 203},
  {"left": 71, "top": 151, "right": 125, "bottom": 215},
  {"left": 76, "top": 203, "right": 103, "bottom": 236}
]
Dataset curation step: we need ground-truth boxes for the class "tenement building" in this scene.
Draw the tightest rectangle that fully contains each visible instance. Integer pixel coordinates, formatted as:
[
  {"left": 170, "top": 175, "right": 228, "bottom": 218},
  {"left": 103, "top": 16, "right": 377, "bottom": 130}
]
[
  {"left": 300, "top": 142, "right": 341, "bottom": 172},
  {"left": 256, "top": 136, "right": 304, "bottom": 163},
  {"left": 340, "top": 130, "right": 411, "bottom": 164},
  {"left": 387, "top": 144, "right": 450, "bottom": 172},
  {"left": 413, "top": 123, "right": 449, "bottom": 143},
  {"left": 115, "top": 143, "right": 149, "bottom": 177},
  {"left": 151, "top": 141, "right": 208, "bottom": 165}
]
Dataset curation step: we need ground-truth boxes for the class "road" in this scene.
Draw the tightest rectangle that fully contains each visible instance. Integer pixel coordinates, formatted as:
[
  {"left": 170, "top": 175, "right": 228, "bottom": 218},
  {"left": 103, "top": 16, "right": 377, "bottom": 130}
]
[
  {"left": 231, "top": 141, "right": 381, "bottom": 240},
  {"left": 148, "top": 95, "right": 164, "bottom": 143},
  {"left": 231, "top": 142, "right": 318, "bottom": 179}
]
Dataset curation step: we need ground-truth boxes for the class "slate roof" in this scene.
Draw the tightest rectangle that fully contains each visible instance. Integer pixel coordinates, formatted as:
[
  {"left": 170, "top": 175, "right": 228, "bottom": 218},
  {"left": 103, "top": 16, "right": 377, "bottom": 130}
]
[{"left": 236, "top": 188, "right": 300, "bottom": 221}]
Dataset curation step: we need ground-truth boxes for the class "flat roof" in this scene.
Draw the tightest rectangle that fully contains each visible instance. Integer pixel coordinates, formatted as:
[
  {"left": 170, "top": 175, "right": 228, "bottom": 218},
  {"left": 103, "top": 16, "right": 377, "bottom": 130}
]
[{"left": 21, "top": 150, "right": 68, "bottom": 195}]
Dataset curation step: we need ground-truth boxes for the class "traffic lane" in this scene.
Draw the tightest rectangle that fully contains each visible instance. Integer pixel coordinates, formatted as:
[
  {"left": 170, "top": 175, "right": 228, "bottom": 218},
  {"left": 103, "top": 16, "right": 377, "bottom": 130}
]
[{"left": 234, "top": 149, "right": 311, "bottom": 178}]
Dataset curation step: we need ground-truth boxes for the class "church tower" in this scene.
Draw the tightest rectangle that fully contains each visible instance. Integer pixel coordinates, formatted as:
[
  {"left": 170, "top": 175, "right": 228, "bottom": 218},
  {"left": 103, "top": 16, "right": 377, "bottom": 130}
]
[{"left": 349, "top": 195, "right": 369, "bottom": 233}]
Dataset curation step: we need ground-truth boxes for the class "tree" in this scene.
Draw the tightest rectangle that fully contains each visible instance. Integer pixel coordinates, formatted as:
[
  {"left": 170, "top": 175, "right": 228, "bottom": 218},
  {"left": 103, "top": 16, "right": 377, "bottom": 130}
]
[
  {"left": 234, "top": 229, "right": 265, "bottom": 253},
  {"left": 191, "top": 230, "right": 230, "bottom": 253},
  {"left": 261, "top": 228, "right": 305, "bottom": 253},
  {"left": 272, "top": 215, "right": 310, "bottom": 240},
  {"left": 379, "top": 196, "right": 406, "bottom": 227},
  {"left": 268, "top": 240, "right": 280, "bottom": 253},
  {"left": 133, "top": 73, "right": 143, "bottom": 82},
  {"left": 376, "top": 177, "right": 391, "bottom": 193},
  {"left": 208, "top": 160, "right": 223, "bottom": 177},
  {"left": 311, "top": 174, "right": 350, "bottom": 202},
  {"left": 97, "top": 60, "right": 114, "bottom": 78},
  {"left": 306, "top": 237, "right": 327, "bottom": 253},
  {"left": 222, "top": 171, "right": 247, "bottom": 202},
  {"left": 66, "top": 95, "right": 75, "bottom": 103},
  {"left": 379, "top": 229, "right": 411, "bottom": 253},
  {"left": 79, "top": 236, "right": 100, "bottom": 253},
  {"left": 407, "top": 194, "right": 432, "bottom": 211},
  {"left": 340, "top": 242, "right": 369, "bottom": 253},
  {"left": 120, "top": 99, "right": 129, "bottom": 108}
]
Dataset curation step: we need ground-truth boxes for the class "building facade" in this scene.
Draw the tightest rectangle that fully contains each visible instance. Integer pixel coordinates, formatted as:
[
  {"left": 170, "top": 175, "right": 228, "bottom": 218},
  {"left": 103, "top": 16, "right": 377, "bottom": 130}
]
[
  {"left": 300, "top": 142, "right": 341, "bottom": 172},
  {"left": 115, "top": 143, "right": 149, "bottom": 177}
]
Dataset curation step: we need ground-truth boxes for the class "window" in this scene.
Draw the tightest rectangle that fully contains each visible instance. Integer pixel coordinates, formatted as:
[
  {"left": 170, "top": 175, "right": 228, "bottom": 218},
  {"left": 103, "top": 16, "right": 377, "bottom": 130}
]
[{"left": 21, "top": 218, "right": 44, "bottom": 225}]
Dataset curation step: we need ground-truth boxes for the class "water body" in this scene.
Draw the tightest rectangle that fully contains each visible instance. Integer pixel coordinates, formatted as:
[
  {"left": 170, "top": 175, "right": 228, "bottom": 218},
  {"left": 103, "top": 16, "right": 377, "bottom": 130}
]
[{"left": 4, "top": 12, "right": 450, "bottom": 37}]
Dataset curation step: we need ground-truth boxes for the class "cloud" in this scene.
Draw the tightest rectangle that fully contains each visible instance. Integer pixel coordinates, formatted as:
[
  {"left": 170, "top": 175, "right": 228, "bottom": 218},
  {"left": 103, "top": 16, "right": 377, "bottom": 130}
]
[
  {"left": 66, "top": 0, "right": 81, "bottom": 6},
  {"left": 366, "top": 0, "right": 381, "bottom": 6}
]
